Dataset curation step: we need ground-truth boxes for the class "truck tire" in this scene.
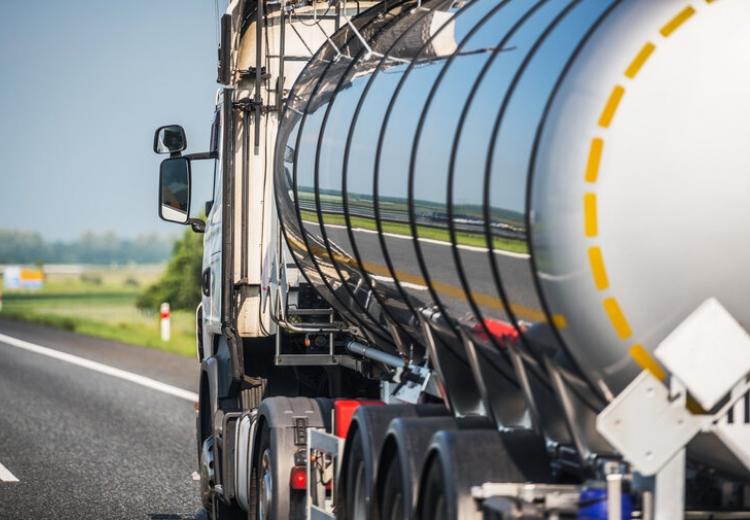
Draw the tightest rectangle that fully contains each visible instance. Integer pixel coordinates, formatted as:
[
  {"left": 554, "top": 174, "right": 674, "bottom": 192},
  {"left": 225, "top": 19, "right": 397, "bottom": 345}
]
[
  {"left": 209, "top": 495, "right": 246, "bottom": 520},
  {"left": 250, "top": 397, "right": 330, "bottom": 520},
  {"left": 416, "top": 429, "right": 551, "bottom": 520},
  {"left": 339, "top": 405, "right": 413, "bottom": 520},
  {"left": 199, "top": 436, "right": 244, "bottom": 519},
  {"left": 374, "top": 416, "right": 456, "bottom": 520},
  {"left": 249, "top": 418, "right": 306, "bottom": 520},
  {"left": 338, "top": 405, "right": 448, "bottom": 520}
]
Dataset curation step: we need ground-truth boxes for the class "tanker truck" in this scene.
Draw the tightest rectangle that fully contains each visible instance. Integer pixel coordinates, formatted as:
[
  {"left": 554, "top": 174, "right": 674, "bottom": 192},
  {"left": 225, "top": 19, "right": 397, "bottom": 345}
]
[{"left": 152, "top": 1, "right": 750, "bottom": 518}]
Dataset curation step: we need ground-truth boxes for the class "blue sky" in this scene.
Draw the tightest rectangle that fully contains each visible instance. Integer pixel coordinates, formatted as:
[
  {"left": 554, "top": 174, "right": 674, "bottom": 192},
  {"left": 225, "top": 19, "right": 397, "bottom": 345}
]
[{"left": 0, "top": 1, "right": 224, "bottom": 240}]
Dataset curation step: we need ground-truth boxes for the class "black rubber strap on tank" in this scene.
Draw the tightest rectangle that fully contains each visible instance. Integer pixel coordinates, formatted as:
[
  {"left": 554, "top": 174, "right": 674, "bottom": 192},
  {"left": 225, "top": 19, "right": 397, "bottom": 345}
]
[
  {"left": 404, "top": 0, "right": 523, "bottom": 387},
  {"left": 341, "top": 1, "right": 458, "bottom": 351},
  {"left": 372, "top": 1, "right": 482, "bottom": 347},
  {"left": 338, "top": 2, "right": 443, "bottom": 353},
  {"left": 288, "top": 5, "right": 394, "bottom": 344},
  {"left": 481, "top": 0, "right": 612, "bottom": 409},
  {"left": 444, "top": 0, "right": 551, "bottom": 383},
  {"left": 311, "top": 0, "right": 423, "bottom": 351},
  {"left": 524, "top": 0, "right": 624, "bottom": 409},
  {"left": 479, "top": 0, "right": 578, "bottom": 367}
]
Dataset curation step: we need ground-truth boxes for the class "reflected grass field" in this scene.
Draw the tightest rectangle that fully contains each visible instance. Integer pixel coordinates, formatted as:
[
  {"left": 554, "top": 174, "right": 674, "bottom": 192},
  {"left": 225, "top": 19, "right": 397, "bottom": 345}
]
[
  {"left": 0, "top": 266, "right": 196, "bottom": 357},
  {"left": 300, "top": 210, "right": 528, "bottom": 254}
]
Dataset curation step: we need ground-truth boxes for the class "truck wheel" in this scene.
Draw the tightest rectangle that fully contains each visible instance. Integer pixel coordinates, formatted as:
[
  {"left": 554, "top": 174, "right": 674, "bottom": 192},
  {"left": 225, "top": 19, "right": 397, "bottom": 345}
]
[
  {"left": 209, "top": 495, "right": 246, "bottom": 520},
  {"left": 378, "top": 455, "right": 405, "bottom": 520},
  {"left": 199, "top": 437, "right": 245, "bottom": 520},
  {"left": 416, "top": 455, "right": 448, "bottom": 520},
  {"left": 416, "top": 429, "right": 551, "bottom": 520},
  {"left": 343, "top": 428, "right": 369, "bottom": 520},
  {"left": 338, "top": 405, "right": 448, "bottom": 519},
  {"left": 251, "top": 420, "right": 305, "bottom": 520},
  {"left": 339, "top": 405, "right": 413, "bottom": 519},
  {"left": 374, "top": 417, "right": 456, "bottom": 520}
]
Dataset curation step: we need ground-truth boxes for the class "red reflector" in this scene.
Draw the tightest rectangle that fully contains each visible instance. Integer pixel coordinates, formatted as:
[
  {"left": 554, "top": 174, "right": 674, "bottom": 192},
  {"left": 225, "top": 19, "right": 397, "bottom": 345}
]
[
  {"left": 334, "top": 399, "right": 383, "bottom": 439},
  {"left": 290, "top": 466, "right": 307, "bottom": 490},
  {"left": 472, "top": 319, "right": 519, "bottom": 347}
]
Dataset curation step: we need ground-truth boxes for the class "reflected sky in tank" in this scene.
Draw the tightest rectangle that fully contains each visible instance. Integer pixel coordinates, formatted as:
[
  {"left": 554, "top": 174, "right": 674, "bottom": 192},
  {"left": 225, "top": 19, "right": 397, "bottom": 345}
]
[{"left": 294, "top": 0, "right": 616, "bottom": 217}]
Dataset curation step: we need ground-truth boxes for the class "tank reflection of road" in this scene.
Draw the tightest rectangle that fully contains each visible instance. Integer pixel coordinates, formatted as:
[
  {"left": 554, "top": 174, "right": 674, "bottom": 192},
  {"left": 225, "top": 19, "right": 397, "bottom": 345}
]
[{"left": 320, "top": 224, "right": 545, "bottom": 326}]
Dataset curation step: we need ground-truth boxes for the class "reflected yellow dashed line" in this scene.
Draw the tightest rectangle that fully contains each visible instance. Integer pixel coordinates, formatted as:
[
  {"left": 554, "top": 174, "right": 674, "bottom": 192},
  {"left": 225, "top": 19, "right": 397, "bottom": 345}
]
[
  {"left": 552, "top": 314, "right": 568, "bottom": 329},
  {"left": 583, "top": 3, "right": 711, "bottom": 382},
  {"left": 291, "top": 219, "right": 551, "bottom": 327},
  {"left": 363, "top": 260, "right": 548, "bottom": 323}
]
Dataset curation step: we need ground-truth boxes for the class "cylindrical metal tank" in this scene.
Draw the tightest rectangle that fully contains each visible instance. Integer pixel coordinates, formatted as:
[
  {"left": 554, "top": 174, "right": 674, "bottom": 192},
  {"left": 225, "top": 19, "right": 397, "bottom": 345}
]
[{"left": 275, "top": 0, "right": 750, "bottom": 469}]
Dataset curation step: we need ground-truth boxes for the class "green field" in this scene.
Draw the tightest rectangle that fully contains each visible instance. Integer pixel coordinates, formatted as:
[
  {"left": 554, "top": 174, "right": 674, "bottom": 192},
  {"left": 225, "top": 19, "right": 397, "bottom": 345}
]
[{"left": 0, "top": 265, "right": 196, "bottom": 357}]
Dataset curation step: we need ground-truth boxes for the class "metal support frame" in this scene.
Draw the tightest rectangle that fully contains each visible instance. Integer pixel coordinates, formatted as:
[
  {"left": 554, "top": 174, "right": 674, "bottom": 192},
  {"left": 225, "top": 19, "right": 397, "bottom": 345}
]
[
  {"left": 307, "top": 428, "right": 344, "bottom": 520},
  {"left": 653, "top": 448, "right": 685, "bottom": 520},
  {"left": 269, "top": 252, "right": 351, "bottom": 334},
  {"left": 606, "top": 473, "right": 623, "bottom": 520},
  {"left": 544, "top": 356, "right": 594, "bottom": 465},
  {"left": 472, "top": 483, "right": 581, "bottom": 517},
  {"left": 597, "top": 299, "right": 750, "bottom": 520}
]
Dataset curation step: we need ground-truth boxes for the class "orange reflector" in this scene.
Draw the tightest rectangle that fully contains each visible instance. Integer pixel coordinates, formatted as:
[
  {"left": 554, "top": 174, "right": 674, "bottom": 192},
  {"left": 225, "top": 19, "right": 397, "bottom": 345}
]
[{"left": 290, "top": 466, "right": 307, "bottom": 491}]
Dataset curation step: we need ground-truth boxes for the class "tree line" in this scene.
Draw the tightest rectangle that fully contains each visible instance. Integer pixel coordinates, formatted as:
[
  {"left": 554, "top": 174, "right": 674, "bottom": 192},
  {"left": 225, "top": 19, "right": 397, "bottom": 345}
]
[
  {"left": 0, "top": 229, "right": 177, "bottom": 265},
  {"left": 136, "top": 227, "right": 202, "bottom": 311}
]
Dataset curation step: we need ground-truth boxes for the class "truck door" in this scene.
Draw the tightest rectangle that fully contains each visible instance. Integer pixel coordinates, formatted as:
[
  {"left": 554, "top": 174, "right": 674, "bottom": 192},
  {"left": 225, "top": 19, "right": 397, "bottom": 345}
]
[{"left": 202, "top": 106, "right": 223, "bottom": 338}]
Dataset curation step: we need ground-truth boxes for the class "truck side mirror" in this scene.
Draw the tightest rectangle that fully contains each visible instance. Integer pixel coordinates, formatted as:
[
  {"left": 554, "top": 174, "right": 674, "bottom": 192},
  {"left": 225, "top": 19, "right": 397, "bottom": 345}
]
[
  {"left": 159, "top": 157, "right": 192, "bottom": 224},
  {"left": 154, "top": 124, "right": 187, "bottom": 155}
]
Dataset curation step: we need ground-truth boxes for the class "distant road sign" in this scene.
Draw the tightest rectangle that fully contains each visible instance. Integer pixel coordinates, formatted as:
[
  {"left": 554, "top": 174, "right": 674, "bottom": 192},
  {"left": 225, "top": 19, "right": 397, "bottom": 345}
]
[{"left": 2, "top": 266, "right": 43, "bottom": 290}]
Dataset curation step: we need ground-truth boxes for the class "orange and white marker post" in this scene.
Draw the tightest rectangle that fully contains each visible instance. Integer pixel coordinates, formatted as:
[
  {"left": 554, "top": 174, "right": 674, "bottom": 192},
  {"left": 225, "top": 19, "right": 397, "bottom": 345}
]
[{"left": 160, "top": 302, "right": 171, "bottom": 341}]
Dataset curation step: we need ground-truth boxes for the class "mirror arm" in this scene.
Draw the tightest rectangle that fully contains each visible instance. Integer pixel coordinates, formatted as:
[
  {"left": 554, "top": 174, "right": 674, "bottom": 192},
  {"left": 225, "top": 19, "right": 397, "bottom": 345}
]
[
  {"left": 183, "top": 151, "right": 218, "bottom": 161},
  {"left": 188, "top": 218, "right": 206, "bottom": 234}
]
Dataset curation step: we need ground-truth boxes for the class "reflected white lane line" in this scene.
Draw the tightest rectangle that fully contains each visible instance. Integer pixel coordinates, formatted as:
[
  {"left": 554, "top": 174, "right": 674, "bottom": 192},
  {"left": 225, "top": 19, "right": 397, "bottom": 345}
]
[
  {"left": 0, "top": 462, "right": 19, "bottom": 482},
  {"left": 0, "top": 332, "right": 198, "bottom": 402},
  {"left": 319, "top": 222, "right": 531, "bottom": 259}
]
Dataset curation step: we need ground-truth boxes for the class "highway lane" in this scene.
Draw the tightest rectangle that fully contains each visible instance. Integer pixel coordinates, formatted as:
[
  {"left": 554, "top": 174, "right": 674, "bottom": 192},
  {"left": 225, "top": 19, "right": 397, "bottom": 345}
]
[
  {"left": 315, "top": 224, "right": 546, "bottom": 324},
  {"left": 0, "top": 318, "right": 203, "bottom": 520}
]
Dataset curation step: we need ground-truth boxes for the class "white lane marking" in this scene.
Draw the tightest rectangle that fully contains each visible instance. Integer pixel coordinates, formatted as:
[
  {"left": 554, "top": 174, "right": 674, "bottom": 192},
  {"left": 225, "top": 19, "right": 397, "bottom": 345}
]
[
  {"left": 0, "top": 462, "right": 19, "bottom": 482},
  {"left": 319, "top": 222, "right": 530, "bottom": 259},
  {"left": 0, "top": 332, "right": 198, "bottom": 402},
  {"left": 370, "top": 274, "right": 428, "bottom": 291}
]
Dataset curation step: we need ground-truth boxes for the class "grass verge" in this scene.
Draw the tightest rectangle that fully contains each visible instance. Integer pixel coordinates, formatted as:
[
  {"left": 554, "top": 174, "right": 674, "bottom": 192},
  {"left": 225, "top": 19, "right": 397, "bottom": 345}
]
[{"left": 0, "top": 268, "right": 196, "bottom": 357}]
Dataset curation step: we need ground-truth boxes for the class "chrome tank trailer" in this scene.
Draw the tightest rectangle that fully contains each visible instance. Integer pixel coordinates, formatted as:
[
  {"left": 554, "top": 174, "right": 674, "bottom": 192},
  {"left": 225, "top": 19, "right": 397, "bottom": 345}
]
[{"left": 274, "top": 0, "right": 750, "bottom": 473}]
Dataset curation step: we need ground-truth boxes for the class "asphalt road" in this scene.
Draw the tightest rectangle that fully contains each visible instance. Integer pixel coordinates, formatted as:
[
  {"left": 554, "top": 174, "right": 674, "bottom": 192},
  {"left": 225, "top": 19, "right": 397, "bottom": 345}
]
[
  {"left": 321, "top": 225, "right": 543, "bottom": 322},
  {"left": 0, "top": 317, "right": 204, "bottom": 520}
]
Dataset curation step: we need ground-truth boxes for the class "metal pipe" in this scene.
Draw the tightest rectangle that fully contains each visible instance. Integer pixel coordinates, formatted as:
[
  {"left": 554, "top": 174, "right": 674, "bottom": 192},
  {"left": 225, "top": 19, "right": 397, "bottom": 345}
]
[
  {"left": 277, "top": 1, "right": 286, "bottom": 113},
  {"left": 346, "top": 341, "right": 404, "bottom": 369},
  {"left": 221, "top": 87, "right": 235, "bottom": 325},
  {"left": 254, "top": 0, "right": 263, "bottom": 154},
  {"left": 241, "top": 109, "right": 250, "bottom": 279}
]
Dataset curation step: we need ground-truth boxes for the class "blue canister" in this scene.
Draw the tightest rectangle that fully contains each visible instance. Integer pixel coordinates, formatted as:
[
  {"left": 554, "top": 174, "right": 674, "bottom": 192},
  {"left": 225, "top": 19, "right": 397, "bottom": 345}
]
[{"left": 578, "top": 486, "right": 634, "bottom": 520}]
